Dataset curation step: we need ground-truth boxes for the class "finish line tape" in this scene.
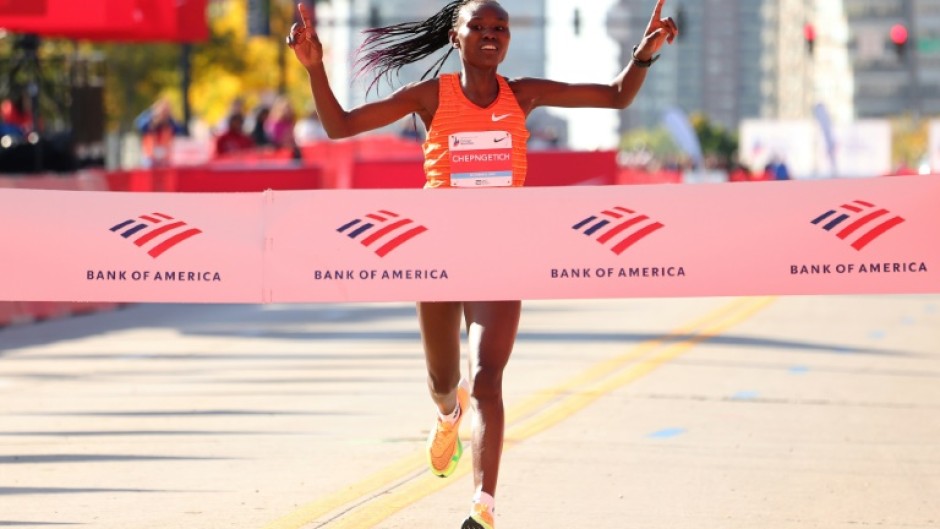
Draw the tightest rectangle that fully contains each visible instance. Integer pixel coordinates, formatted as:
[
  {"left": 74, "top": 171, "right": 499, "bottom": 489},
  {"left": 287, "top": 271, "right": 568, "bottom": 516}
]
[{"left": 1, "top": 176, "right": 937, "bottom": 303}]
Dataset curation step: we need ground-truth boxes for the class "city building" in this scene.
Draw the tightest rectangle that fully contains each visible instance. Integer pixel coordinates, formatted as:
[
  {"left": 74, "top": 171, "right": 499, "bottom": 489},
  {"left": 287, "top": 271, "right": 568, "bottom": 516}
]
[
  {"left": 605, "top": 0, "right": 770, "bottom": 133},
  {"left": 844, "top": 0, "right": 940, "bottom": 118},
  {"left": 606, "top": 0, "right": 844, "bottom": 133}
]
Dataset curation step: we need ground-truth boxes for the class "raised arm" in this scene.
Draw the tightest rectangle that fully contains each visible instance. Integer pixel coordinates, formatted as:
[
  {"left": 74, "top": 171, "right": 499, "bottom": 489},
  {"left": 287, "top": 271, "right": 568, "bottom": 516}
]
[
  {"left": 512, "top": 0, "right": 678, "bottom": 112},
  {"left": 288, "top": 3, "right": 434, "bottom": 139}
]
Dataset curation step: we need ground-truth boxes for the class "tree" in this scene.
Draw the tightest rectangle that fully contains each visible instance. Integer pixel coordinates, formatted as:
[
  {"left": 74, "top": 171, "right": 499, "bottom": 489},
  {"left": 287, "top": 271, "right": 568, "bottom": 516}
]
[
  {"left": 891, "top": 115, "right": 928, "bottom": 170},
  {"left": 619, "top": 127, "right": 683, "bottom": 163},
  {"left": 620, "top": 114, "right": 740, "bottom": 169},
  {"left": 96, "top": 41, "right": 188, "bottom": 134},
  {"left": 0, "top": 36, "right": 88, "bottom": 133},
  {"left": 1, "top": 0, "right": 333, "bottom": 139},
  {"left": 689, "top": 113, "right": 738, "bottom": 166},
  {"left": 87, "top": 0, "right": 314, "bottom": 133}
]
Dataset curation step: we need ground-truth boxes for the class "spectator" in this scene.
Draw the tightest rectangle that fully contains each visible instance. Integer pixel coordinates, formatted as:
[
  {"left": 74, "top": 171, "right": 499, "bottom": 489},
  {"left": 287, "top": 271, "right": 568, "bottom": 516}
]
[
  {"left": 249, "top": 105, "right": 272, "bottom": 147},
  {"left": 890, "top": 162, "right": 918, "bottom": 176},
  {"left": 294, "top": 102, "right": 327, "bottom": 144},
  {"left": 728, "top": 162, "right": 752, "bottom": 182},
  {"left": 264, "top": 96, "right": 297, "bottom": 150},
  {"left": 0, "top": 112, "right": 25, "bottom": 141},
  {"left": 764, "top": 156, "right": 791, "bottom": 181},
  {"left": 135, "top": 98, "right": 185, "bottom": 168},
  {"left": 1, "top": 96, "right": 32, "bottom": 134},
  {"left": 214, "top": 113, "right": 255, "bottom": 157},
  {"left": 214, "top": 97, "right": 247, "bottom": 135}
]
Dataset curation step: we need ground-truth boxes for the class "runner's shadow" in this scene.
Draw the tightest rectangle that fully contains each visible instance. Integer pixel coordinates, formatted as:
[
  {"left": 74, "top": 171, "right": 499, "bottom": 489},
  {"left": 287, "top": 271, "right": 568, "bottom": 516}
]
[
  {"left": 513, "top": 331, "right": 919, "bottom": 358},
  {"left": 0, "top": 302, "right": 418, "bottom": 353},
  {"left": 0, "top": 487, "right": 189, "bottom": 495},
  {"left": 0, "top": 454, "right": 227, "bottom": 464},
  {"left": 0, "top": 522, "right": 82, "bottom": 526}
]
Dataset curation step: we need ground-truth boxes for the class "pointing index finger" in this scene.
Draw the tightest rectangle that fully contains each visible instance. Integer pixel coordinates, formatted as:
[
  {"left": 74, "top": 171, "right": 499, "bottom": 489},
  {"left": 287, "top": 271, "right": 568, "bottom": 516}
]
[
  {"left": 298, "top": 2, "right": 313, "bottom": 27},
  {"left": 650, "top": 0, "right": 665, "bottom": 24}
]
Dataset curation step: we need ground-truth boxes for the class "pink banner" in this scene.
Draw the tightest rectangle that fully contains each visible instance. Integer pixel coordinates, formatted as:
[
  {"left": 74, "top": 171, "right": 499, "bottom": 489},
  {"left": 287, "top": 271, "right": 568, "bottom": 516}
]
[
  {"left": 0, "top": 190, "right": 263, "bottom": 303},
  {"left": 1, "top": 177, "right": 938, "bottom": 303}
]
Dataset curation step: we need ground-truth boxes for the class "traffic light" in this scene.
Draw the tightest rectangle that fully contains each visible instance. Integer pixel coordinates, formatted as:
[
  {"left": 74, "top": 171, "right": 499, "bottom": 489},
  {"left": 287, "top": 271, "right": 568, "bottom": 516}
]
[
  {"left": 573, "top": 9, "right": 581, "bottom": 36},
  {"left": 804, "top": 23, "right": 815, "bottom": 55},
  {"left": 890, "top": 23, "right": 909, "bottom": 60}
]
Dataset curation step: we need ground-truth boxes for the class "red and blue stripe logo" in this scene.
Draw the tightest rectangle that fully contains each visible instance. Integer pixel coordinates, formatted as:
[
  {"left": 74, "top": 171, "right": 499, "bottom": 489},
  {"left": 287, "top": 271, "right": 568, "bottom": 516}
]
[
  {"left": 573, "top": 206, "right": 665, "bottom": 255},
  {"left": 109, "top": 212, "right": 203, "bottom": 258},
  {"left": 337, "top": 210, "right": 428, "bottom": 257},
  {"left": 811, "top": 200, "right": 905, "bottom": 251}
]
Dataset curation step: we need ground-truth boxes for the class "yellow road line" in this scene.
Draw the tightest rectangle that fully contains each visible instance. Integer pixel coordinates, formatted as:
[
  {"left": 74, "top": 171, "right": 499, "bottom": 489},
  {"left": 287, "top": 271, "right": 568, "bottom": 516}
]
[
  {"left": 262, "top": 296, "right": 776, "bottom": 529},
  {"left": 260, "top": 453, "right": 426, "bottom": 529},
  {"left": 504, "top": 296, "right": 756, "bottom": 425},
  {"left": 508, "top": 296, "right": 776, "bottom": 441}
]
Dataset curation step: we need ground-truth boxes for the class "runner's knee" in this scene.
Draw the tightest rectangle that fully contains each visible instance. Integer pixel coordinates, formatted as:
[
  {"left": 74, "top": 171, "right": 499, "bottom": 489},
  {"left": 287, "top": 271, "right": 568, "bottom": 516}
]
[
  {"left": 427, "top": 370, "right": 461, "bottom": 398},
  {"left": 470, "top": 368, "right": 504, "bottom": 403}
]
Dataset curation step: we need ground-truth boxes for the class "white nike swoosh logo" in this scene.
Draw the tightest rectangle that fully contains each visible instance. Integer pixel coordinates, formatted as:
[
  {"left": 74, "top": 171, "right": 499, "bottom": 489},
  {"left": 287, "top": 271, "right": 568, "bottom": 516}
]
[{"left": 492, "top": 113, "right": 511, "bottom": 122}]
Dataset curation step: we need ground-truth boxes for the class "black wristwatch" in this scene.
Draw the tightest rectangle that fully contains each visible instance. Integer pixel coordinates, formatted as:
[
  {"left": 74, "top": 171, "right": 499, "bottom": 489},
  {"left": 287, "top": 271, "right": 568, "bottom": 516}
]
[{"left": 632, "top": 45, "right": 660, "bottom": 68}]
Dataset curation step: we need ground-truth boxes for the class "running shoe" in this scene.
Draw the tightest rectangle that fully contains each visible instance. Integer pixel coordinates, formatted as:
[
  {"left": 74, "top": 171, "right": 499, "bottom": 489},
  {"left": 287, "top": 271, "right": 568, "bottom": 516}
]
[
  {"left": 426, "top": 377, "right": 470, "bottom": 477},
  {"left": 461, "top": 503, "right": 495, "bottom": 529}
]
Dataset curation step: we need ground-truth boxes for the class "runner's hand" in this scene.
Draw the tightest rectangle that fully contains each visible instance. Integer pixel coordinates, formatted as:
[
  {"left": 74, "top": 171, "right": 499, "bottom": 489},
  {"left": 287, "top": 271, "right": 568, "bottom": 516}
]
[
  {"left": 287, "top": 3, "right": 323, "bottom": 69},
  {"left": 636, "top": 0, "right": 679, "bottom": 60}
]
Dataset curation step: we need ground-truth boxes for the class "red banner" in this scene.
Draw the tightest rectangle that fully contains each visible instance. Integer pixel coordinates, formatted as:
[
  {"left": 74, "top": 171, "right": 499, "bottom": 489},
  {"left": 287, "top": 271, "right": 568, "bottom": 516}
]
[
  {"left": 0, "top": 0, "right": 47, "bottom": 16},
  {"left": 0, "top": 0, "right": 207, "bottom": 43}
]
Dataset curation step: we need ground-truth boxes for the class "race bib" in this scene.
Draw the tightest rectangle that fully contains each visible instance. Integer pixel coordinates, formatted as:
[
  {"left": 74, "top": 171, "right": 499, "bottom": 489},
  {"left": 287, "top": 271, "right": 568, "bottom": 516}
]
[{"left": 449, "top": 131, "right": 513, "bottom": 187}]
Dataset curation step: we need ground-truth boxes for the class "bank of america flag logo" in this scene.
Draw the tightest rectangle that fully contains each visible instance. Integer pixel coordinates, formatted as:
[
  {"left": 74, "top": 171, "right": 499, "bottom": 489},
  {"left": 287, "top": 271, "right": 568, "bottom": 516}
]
[
  {"left": 109, "top": 212, "right": 203, "bottom": 258},
  {"left": 811, "top": 200, "right": 905, "bottom": 251},
  {"left": 337, "top": 210, "right": 428, "bottom": 257},
  {"left": 573, "top": 206, "right": 665, "bottom": 255}
]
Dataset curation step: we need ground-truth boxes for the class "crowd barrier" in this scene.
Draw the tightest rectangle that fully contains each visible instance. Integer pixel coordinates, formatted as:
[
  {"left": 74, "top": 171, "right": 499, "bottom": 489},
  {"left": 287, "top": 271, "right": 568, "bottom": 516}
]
[{"left": 115, "top": 140, "right": 624, "bottom": 191}]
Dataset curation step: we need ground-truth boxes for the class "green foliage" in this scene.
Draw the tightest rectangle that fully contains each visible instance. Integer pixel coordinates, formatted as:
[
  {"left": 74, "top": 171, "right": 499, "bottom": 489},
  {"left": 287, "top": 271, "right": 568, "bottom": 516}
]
[
  {"left": 891, "top": 115, "right": 928, "bottom": 168},
  {"left": 620, "top": 127, "right": 682, "bottom": 157},
  {"left": 689, "top": 113, "right": 738, "bottom": 163},
  {"left": 0, "top": 0, "right": 316, "bottom": 134},
  {"left": 96, "top": 42, "right": 183, "bottom": 133},
  {"left": 620, "top": 113, "right": 740, "bottom": 166},
  {"left": 0, "top": 36, "right": 76, "bottom": 131}
]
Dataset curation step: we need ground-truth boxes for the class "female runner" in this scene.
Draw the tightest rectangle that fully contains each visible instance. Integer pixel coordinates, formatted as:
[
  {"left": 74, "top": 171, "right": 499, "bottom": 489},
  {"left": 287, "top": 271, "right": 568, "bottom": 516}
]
[{"left": 288, "top": 2, "right": 677, "bottom": 527}]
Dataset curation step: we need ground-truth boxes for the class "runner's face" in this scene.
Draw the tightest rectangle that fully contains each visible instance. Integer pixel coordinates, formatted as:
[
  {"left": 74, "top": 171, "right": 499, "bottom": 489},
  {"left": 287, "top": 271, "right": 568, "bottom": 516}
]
[{"left": 453, "top": 1, "right": 511, "bottom": 68}]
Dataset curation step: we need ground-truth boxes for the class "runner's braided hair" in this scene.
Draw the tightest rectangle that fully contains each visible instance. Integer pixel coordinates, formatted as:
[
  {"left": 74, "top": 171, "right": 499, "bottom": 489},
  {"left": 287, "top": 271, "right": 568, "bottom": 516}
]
[{"left": 355, "top": 0, "right": 492, "bottom": 94}]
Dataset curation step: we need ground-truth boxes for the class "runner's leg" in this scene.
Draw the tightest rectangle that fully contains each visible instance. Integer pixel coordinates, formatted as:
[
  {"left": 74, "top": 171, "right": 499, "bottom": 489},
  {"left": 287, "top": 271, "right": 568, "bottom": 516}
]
[
  {"left": 417, "top": 301, "right": 464, "bottom": 414},
  {"left": 463, "top": 300, "right": 522, "bottom": 496}
]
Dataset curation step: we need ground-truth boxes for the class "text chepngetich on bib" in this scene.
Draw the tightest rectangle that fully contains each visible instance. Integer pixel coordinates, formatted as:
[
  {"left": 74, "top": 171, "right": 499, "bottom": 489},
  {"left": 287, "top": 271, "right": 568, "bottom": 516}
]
[{"left": 449, "top": 130, "right": 513, "bottom": 187}]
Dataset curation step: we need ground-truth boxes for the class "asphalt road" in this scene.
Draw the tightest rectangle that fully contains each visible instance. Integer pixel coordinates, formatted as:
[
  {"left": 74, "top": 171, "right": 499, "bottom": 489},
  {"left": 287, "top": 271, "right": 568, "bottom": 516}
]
[{"left": 1, "top": 295, "right": 938, "bottom": 528}]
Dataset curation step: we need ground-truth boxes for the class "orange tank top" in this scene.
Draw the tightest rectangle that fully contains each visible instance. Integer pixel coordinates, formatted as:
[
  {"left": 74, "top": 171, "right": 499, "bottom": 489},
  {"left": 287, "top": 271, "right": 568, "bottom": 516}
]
[{"left": 423, "top": 73, "right": 529, "bottom": 188}]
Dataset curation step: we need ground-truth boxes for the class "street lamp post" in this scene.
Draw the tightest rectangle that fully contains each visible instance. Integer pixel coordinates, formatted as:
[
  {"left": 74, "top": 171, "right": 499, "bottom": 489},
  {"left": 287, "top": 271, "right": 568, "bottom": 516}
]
[{"left": 180, "top": 43, "right": 192, "bottom": 136}]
